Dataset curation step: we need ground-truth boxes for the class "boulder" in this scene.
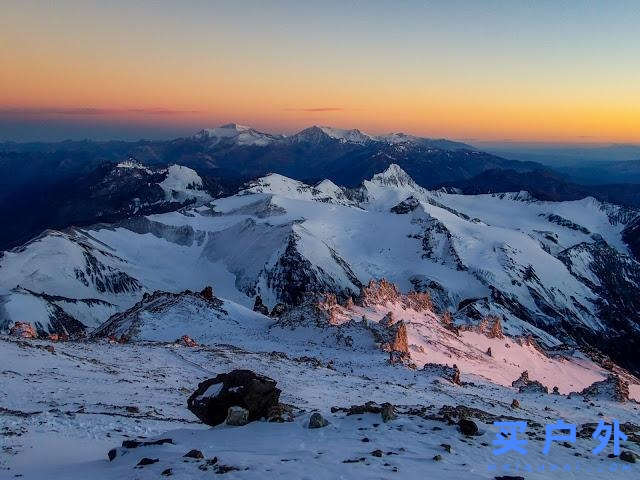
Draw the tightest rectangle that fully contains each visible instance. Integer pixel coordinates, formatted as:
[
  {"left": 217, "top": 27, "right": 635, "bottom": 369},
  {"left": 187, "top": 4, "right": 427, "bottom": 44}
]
[
  {"left": 620, "top": 451, "right": 637, "bottom": 463},
  {"left": 308, "top": 412, "right": 329, "bottom": 429},
  {"left": 225, "top": 406, "right": 249, "bottom": 426},
  {"left": 187, "top": 369, "right": 281, "bottom": 426},
  {"left": 458, "top": 418, "right": 479, "bottom": 436},
  {"left": 184, "top": 449, "right": 204, "bottom": 459}
]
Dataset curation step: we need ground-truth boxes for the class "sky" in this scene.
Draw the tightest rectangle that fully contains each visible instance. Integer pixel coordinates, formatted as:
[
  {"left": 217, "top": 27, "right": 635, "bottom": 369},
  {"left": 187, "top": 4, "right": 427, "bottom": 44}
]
[{"left": 1, "top": 0, "right": 640, "bottom": 143}]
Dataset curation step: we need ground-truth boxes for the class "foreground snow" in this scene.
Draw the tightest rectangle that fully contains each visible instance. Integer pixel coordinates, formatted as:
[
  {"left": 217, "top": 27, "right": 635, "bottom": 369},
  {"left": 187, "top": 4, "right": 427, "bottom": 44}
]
[{"left": 2, "top": 336, "right": 639, "bottom": 479}]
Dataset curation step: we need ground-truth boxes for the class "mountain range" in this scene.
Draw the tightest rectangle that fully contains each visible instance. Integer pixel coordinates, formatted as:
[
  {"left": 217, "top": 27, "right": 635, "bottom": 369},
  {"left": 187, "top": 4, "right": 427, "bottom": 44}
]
[
  {"left": 2, "top": 162, "right": 640, "bottom": 375},
  {"left": 5, "top": 123, "right": 640, "bottom": 252},
  {"left": 4, "top": 128, "right": 640, "bottom": 479}
]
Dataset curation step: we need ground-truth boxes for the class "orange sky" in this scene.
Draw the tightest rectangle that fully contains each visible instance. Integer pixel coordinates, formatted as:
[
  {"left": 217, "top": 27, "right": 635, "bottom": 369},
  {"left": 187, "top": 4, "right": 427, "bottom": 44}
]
[{"left": 2, "top": 1, "right": 639, "bottom": 142}]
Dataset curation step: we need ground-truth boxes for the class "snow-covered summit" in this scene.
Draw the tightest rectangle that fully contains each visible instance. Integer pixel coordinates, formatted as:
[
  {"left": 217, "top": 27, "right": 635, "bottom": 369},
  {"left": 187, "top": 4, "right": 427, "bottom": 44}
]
[
  {"left": 314, "top": 126, "right": 373, "bottom": 144},
  {"left": 369, "top": 163, "right": 418, "bottom": 188},
  {"left": 286, "top": 126, "right": 372, "bottom": 145},
  {"left": 190, "top": 123, "right": 472, "bottom": 150},
  {"left": 193, "top": 123, "right": 281, "bottom": 146},
  {"left": 159, "top": 164, "right": 212, "bottom": 203}
]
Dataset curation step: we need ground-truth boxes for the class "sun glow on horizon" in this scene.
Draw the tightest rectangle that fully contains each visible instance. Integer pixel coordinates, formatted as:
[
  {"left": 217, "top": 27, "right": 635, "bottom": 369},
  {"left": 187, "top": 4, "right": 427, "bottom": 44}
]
[{"left": 1, "top": 0, "right": 639, "bottom": 142}]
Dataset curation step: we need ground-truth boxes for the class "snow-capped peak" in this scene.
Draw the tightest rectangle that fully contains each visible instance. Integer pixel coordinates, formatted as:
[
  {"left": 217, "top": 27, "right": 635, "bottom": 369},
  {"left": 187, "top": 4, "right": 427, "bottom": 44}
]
[
  {"left": 159, "top": 164, "right": 212, "bottom": 204},
  {"left": 219, "top": 123, "right": 251, "bottom": 131},
  {"left": 193, "top": 123, "right": 280, "bottom": 146},
  {"left": 374, "top": 132, "right": 421, "bottom": 145},
  {"left": 315, "top": 126, "right": 373, "bottom": 145},
  {"left": 369, "top": 164, "right": 417, "bottom": 188},
  {"left": 288, "top": 126, "right": 373, "bottom": 145}
]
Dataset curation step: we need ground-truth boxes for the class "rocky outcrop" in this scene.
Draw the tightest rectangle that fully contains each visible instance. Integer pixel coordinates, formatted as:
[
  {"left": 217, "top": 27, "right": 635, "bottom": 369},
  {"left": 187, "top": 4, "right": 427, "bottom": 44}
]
[
  {"left": 390, "top": 322, "right": 409, "bottom": 354},
  {"left": 200, "top": 286, "right": 214, "bottom": 301},
  {"left": 187, "top": 369, "right": 281, "bottom": 426},
  {"left": 390, "top": 196, "right": 420, "bottom": 214},
  {"left": 360, "top": 279, "right": 402, "bottom": 307},
  {"left": 422, "top": 363, "right": 461, "bottom": 385},
  {"left": 578, "top": 374, "right": 629, "bottom": 402},
  {"left": 9, "top": 322, "right": 37, "bottom": 339},
  {"left": 469, "top": 315, "right": 504, "bottom": 339},
  {"left": 511, "top": 371, "right": 549, "bottom": 394},
  {"left": 252, "top": 296, "right": 269, "bottom": 316},
  {"left": 269, "top": 303, "right": 287, "bottom": 317},
  {"left": 176, "top": 335, "right": 198, "bottom": 347}
]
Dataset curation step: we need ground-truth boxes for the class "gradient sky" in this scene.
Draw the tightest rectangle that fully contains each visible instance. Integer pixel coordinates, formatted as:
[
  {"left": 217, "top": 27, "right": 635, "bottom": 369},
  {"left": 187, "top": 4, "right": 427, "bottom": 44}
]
[{"left": 1, "top": 0, "right": 640, "bottom": 142}]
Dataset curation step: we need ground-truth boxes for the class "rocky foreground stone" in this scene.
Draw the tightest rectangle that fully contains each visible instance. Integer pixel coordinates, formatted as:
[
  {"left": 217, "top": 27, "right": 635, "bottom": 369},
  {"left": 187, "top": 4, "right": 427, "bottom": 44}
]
[{"left": 187, "top": 369, "right": 281, "bottom": 426}]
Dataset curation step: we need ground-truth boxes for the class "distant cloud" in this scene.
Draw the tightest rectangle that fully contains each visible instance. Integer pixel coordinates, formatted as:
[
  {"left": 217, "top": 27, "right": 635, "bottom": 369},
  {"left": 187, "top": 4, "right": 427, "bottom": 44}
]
[
  {"left": 0, "top": 107, "right": 201, "bottom": 116},
  {"left": 284, "top": 107, "right": 344, "bottom": 112}
]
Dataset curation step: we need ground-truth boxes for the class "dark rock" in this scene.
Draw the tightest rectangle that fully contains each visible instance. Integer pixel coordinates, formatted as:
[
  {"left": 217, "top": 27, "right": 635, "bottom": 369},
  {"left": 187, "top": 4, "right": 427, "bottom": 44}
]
[
  {"left": 391, "top": 196, "right": 420, "bottom": 214},
  {"left": 511, "top": 399, "right": 520, "bottom": 409},
  {"left": 214, "top": 465, "right": 240, "bottom": 474},
  {"left": 433, "top": 454, "right": 442, "bottom": 461},
  {"left": 308, "top": 412, "right": 329, "bottom": 429},
  {"left": 184, "top": 449, "right": 204, "bottom": 459},
  {"left": 361, "top": 437, "right": 370, "bottom": 442},
  {"left": 343, "top": 457, "right": 366, "bottom": 463},
  {"left": 125, "top": 405, "right": 139, "bottom": 413},
  {"left": 270, "top": 303, "right": 287, "bottom": 317},
  {"left": 253, "top": 296, "right": 269, "bottom": 316},
  {"left": 458, "top": 418, "right": 479, "bottom": 436},
  {"left": 620, "top": 451, "right": 637, "bottom": 463},
  {"left": 108, "top": 448, "right": 117, "bottom": 461},
  {"left": 136, "top": 458, "right": 159, "bottom": 466},
  {"left": 381, "top": 403, "right": 397, "bottom": 423},
  {"left": 200, "top": 286, "right": 214, "bottom": 300},
  {"left": 441, "top": 443, "right": 452, "bottom": 453},
  {"left": 371, "top": 449, "right": 384, "bottom": 457},
  {"left": 122, "top": 438, "right": 173, "bottom": 449},
  {"left": 161, "top": 468, "right": 173, "bottom": 476},
  {"left": 187, "top": 369, "right": 281, "bottom": 426}
]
